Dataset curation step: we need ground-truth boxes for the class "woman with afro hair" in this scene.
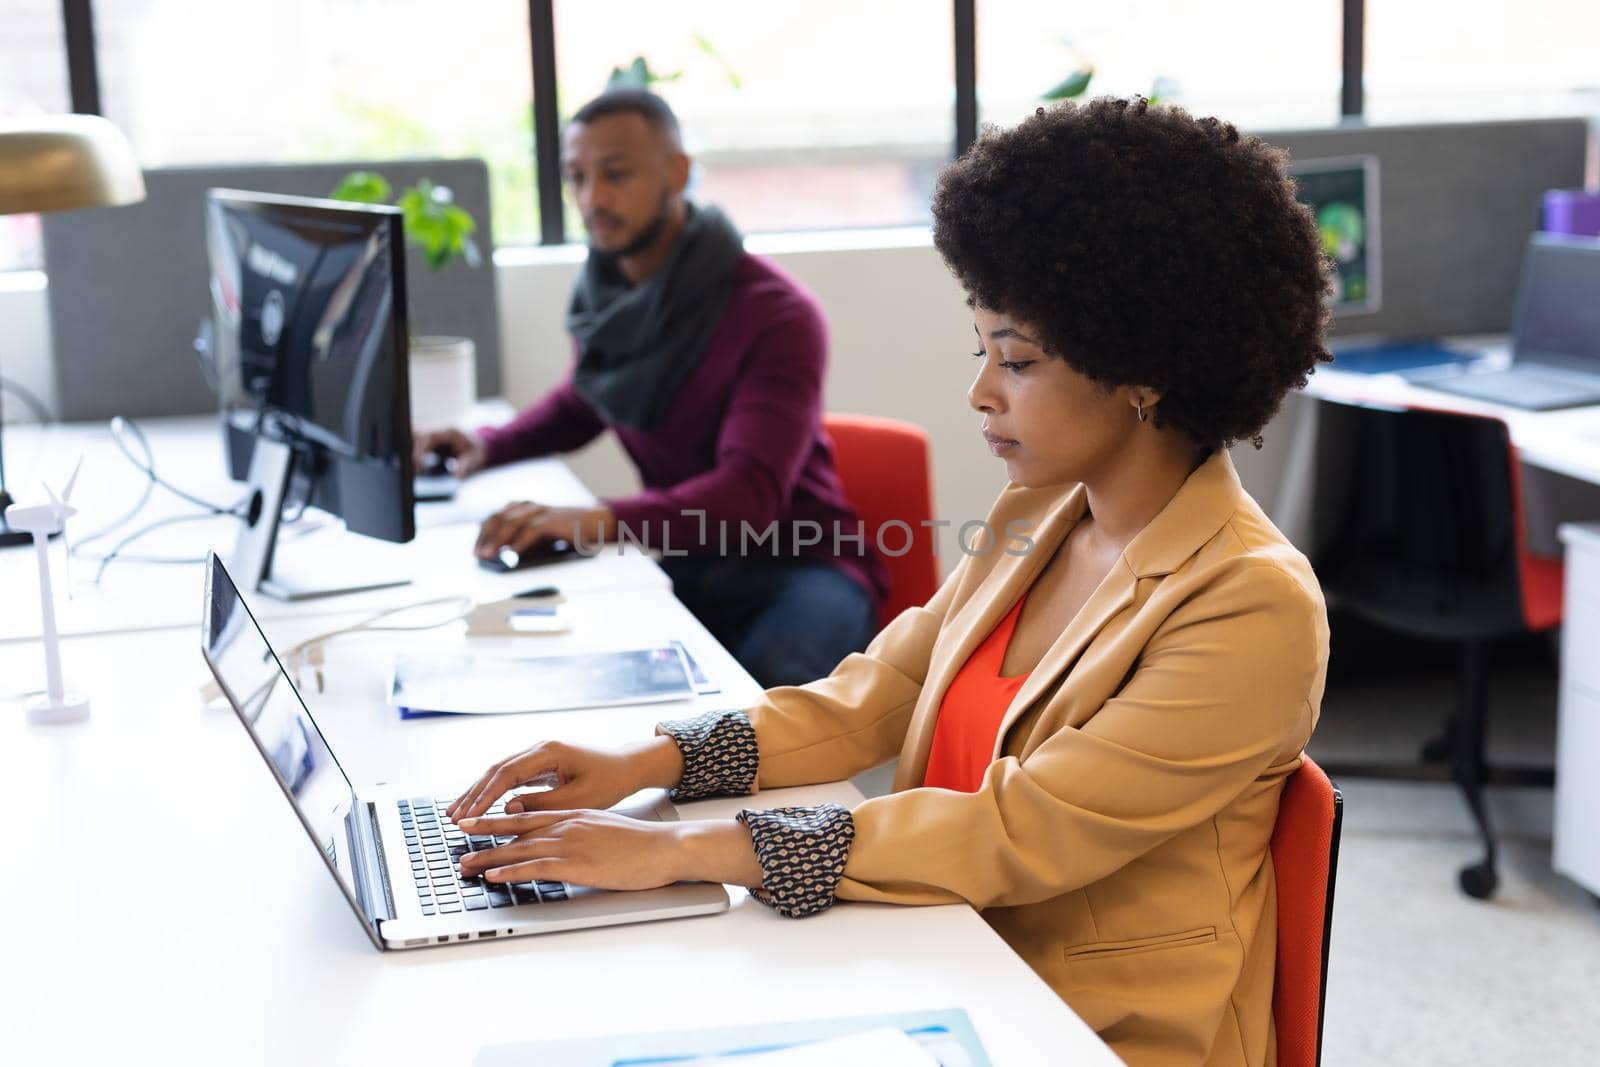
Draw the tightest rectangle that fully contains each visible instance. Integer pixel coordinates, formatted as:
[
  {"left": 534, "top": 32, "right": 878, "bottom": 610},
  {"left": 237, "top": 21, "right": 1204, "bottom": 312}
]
[{"left": 447, "top": 98, "right": 1334, "bottom": 1066}]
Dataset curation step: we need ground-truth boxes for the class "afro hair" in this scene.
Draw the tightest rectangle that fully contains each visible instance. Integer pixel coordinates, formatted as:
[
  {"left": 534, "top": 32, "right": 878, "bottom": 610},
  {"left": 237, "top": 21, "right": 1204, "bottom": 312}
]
[{"left": 932, "top": 96, "right": 1332, "bottom": 450}]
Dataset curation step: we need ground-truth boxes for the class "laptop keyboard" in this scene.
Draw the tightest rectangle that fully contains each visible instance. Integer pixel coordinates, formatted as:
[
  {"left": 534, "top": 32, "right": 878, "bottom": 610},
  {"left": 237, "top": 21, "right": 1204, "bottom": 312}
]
[
  {"left": 1422, "top": 368, "right": 1600, "bottom": 410},
  {"left": 398, "top": 797, "right": 569, "bottom": 916}
]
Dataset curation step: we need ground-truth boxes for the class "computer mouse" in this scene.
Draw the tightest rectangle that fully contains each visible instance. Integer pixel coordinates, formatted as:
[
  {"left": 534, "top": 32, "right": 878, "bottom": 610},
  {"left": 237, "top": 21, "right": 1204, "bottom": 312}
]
[
  {"left": 414, "top": 450, "right": 459, "bottom": 503},
  {"left": 418, "top": 450, "right": 452, "bottom": 477},
  {"left": 478, "top": 538, "right": 578, "bottom": 572}
]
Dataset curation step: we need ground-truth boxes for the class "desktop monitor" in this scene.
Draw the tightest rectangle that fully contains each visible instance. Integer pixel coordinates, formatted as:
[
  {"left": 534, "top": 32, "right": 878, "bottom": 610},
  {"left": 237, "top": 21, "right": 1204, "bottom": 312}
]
[
  {"left": 1290, "top": 155, "right": 1381, "bottom": 315},
  {"left": 203, "top": 188, "right": 416, "bottom": 600}
]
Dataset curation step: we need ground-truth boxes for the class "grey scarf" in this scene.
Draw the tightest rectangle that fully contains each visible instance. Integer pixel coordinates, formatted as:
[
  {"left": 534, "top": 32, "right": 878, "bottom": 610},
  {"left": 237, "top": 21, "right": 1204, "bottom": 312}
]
[{"left": 567, "top": 203, "right": 745, "bottom": 431}]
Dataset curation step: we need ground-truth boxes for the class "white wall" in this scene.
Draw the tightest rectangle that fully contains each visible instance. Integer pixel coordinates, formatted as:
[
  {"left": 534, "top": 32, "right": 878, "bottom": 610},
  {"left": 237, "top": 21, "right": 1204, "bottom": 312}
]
[{"left": 4, "top": 233, "right": 1294, "bottom": 571}]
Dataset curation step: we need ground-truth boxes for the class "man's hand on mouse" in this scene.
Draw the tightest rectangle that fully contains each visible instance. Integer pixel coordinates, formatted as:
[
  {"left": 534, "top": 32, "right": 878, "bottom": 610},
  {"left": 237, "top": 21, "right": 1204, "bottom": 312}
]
[
  {"left": 475, "top": 501, "right": 615, "bottom": 560},
  {"left": 413, "top": 427, "right": 486, "bottom": 478}
]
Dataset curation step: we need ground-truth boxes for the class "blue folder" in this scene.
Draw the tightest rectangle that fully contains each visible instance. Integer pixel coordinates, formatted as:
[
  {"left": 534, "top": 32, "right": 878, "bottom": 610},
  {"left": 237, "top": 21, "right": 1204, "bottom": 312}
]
[{"left": 1329, "top": 341, "right": 1477, "bottom": 375}]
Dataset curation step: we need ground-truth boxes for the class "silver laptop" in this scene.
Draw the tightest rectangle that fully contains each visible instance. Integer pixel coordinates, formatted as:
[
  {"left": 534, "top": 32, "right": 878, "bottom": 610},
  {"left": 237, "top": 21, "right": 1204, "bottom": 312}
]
[
  {"left": 1418, "top": 233, "right": 1600, "bottom": 410},
  {"left": 199, "top": 553, "right": 728, "bottom": 950}
]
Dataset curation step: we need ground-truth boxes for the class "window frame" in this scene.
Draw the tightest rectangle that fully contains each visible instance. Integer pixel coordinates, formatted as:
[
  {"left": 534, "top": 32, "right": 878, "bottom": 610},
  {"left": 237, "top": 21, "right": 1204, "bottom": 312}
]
[{"left": 54, "top": 0, "right": 1368, "bottom": 247}]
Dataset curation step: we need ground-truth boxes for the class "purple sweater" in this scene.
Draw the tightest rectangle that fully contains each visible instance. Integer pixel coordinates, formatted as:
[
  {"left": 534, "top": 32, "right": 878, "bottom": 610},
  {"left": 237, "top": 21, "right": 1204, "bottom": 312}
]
[{"left": 478, "top": 252, "right": 888, "bottom": 608}]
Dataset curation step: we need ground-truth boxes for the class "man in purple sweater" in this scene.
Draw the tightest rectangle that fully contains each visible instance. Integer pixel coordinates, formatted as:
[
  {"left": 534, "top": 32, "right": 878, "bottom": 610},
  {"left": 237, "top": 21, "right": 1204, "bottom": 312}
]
[{"left": 415, "top": 90, "right": 887, "bottom": 688}]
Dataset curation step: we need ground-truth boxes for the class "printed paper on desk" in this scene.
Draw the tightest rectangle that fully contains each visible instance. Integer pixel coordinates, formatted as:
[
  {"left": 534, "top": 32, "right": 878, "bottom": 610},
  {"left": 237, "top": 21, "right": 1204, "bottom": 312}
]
[{"left": 390, "top": 647, "right": 695, "bottom": 718}]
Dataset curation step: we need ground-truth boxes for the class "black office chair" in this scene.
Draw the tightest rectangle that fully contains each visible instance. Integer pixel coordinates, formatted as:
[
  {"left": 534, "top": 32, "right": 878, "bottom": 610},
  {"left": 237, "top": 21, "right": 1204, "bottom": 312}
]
[{"left": 1304, "top": 396, "right": 1562, "bottom": 899}]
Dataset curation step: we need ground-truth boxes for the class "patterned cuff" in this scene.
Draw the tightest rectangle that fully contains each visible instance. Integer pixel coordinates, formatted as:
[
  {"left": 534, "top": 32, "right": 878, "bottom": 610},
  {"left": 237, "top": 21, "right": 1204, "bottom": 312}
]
[
  {"left": 736, "top": 804, "right": 855, "bottom": 918},
  {"left": 656, "top": 709, "right": 759, "bottom": 801}
]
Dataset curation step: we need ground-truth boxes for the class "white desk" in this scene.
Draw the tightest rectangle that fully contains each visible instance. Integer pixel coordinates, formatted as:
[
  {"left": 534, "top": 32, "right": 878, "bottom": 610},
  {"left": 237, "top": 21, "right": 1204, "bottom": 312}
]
[
  {"left": 1555, "top": 523, "right": 1600, "bottom": 898},
  {"left": 0, "top": 418, "right": 1118, "bottom": 1066},
  {"left": 1275, "top": 337, "right": 1600, "bottom": 557},
  {"left": 1304, "top": 336, "right": 1600, "bottom": 486},
  {"left": 0, "top": 413, "right": 668, "bottom": 645}
]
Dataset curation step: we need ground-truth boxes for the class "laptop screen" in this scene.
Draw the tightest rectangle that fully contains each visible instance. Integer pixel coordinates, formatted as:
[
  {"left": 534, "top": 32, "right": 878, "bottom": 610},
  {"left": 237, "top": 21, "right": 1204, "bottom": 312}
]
[
  {"left": 1515, "top": 234, "right": 1600, "bottom": 372},
  {"left": 201, "top": 554, "right": 369, "bottom": 928}
]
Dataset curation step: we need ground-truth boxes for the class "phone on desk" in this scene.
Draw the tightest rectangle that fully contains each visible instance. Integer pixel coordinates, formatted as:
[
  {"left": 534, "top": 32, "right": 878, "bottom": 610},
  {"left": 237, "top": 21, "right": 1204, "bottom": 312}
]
[{"left": 479, "top": 538, "right": 578, "bottom": 572}]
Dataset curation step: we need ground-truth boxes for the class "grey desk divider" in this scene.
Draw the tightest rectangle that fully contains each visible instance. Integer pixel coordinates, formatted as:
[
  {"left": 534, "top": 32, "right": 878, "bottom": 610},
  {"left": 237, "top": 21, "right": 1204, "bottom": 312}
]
[
  {"left": 38, "top": 122, "right": 1591, "bottom": 418},
  {"left": 42, "top": 158, "right": 502, "bottom": 421},
  {"left": 1259, "top": 117, "right": 1590, "bottom": 339}
]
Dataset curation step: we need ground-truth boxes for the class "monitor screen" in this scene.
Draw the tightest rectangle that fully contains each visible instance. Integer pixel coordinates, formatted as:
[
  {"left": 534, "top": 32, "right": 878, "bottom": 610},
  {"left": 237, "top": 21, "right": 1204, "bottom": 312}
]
[
  {"left": 1291, "top": 156, "right": 1381, "bottom": 315},
  {"left": 205, "top": 189, "right": 414, "bottom": 542},
  {"left": 1514, "top": 233, "right": 1600, "bottom": 371}
]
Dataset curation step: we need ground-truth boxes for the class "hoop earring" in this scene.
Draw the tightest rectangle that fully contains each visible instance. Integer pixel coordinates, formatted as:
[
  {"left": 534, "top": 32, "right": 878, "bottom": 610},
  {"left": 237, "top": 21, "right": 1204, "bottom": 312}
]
[{"left": 1136, "top": 401, "right": 1148, "bottom": 423}]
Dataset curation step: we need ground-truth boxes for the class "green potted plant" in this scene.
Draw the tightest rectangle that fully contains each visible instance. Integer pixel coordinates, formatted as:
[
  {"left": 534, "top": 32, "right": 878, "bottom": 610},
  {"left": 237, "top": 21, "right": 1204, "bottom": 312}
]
[
  {"left": 1038, "top": 37, "right": 1172, "bottom": 106},
  {"left": 331, "top": 170, "right": 481, "bottom": 431},
  {"left": 606, "top": 35, "right": 743, "bottom": 91}
]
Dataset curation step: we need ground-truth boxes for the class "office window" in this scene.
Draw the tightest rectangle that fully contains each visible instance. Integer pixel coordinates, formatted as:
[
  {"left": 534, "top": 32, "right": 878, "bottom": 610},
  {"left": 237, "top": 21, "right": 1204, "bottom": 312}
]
[
  {"left": 978, "top": 1, "right": 1343, "bottom": 135},
  {"left": 1, "top": 1, "right": 72, "bottom": 271},
  {"left": 92, "top": 0, "right": 539, "bottom": 245},
  {"left": 554, "top": 0, "right": 953, "bottom": 234},
  {"left": 1366, "top": 0, "right": 1600, "bottom": 124}
]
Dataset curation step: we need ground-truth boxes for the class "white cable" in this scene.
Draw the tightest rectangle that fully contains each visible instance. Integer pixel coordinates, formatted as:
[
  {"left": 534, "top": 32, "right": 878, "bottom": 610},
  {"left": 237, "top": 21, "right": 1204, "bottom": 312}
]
[{"left": 201, "top": 594, "right": 476, "bottom": 705}]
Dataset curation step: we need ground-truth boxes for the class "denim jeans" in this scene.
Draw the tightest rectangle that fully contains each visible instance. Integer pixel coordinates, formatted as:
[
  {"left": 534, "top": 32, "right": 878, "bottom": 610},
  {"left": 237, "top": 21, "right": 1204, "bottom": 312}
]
[{"left": 661, "top": 556, "right": 878, "bottom": 690}]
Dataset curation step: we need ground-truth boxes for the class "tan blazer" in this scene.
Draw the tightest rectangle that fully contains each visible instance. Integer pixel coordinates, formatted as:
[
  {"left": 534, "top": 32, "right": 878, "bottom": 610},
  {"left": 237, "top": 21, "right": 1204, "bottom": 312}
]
[{"left": 742, "top": 451, "right": 1329, "bottom": 1067}]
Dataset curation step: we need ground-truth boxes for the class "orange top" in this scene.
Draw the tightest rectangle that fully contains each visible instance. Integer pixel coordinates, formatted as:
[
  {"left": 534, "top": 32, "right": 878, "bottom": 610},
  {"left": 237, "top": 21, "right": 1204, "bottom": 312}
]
[{"left": 922, "top": 594, "right": 1031, "bottom": 793}]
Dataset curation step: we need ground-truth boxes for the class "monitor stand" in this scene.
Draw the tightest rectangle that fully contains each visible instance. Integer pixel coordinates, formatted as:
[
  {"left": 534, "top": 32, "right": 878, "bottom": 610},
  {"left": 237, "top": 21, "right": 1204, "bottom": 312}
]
[
  {"left": 231, "top": 437, "right": 411, "bottom": 602},
  {"left": 0, "top": 492, "right": 35, "bottom": 548},
  {"left": 1, "top": 494, "right": 62, "bottom": 549}
]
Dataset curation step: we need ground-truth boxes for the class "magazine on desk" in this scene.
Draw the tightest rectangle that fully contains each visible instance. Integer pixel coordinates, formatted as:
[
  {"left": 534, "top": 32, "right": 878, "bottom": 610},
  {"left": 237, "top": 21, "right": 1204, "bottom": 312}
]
[{"left": 390, "top": 645, "right": 699, "bottom": 719}]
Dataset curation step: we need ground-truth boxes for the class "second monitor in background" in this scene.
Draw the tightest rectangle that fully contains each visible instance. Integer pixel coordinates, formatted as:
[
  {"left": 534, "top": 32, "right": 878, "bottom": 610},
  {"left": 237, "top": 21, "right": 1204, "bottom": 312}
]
[
  {"left": 204, "top": 189, "right": 417, "bottom": 600},
  {"left": 1291, "top": 155, "right": 1381, "bottom": 316}
]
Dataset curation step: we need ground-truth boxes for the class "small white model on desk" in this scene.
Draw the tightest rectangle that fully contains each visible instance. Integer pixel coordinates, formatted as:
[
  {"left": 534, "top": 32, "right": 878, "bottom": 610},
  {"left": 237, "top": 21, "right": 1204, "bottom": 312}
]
[{"left": 9, "top": 463, "right": 90, "bottom": 724}]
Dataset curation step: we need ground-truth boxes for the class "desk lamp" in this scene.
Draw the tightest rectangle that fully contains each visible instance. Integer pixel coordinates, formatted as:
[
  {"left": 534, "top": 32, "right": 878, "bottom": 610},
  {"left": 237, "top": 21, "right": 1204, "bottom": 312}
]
[{"left": 0, "top": 115, "right": 145, "bottom": 547}]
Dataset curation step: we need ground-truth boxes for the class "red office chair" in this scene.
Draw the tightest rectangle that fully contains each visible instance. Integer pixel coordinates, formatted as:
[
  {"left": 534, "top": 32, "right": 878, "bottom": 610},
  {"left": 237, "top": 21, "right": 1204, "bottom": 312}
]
[
  {"left": 1305, "top": 397, "right": 1561, "bottom": 899},
  {"left": 1272, "top": 754, "right": 1344, "bottom": 1067},
  {"left": 823, "top": 413, "right": 939, "bottom": 626}
]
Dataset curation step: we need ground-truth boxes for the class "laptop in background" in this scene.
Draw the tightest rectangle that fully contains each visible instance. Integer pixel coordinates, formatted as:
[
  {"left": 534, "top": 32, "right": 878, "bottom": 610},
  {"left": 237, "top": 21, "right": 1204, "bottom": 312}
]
[
  {"left": 199, "top": 553, "right": 728, "bottom": 951},
  {"left": 1418, "top": 233, "right": 1600, "bottom": 410}
]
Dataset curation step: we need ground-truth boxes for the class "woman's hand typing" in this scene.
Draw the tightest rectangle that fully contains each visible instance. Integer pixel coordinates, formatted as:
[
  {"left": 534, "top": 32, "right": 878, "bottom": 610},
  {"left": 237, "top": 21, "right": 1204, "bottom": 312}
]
[
  {"left": 445, "top": 735, "right": 685, "bottom": 823},
  {"left": 456, "top": 808, "right": 763, "bottom": 892}
]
